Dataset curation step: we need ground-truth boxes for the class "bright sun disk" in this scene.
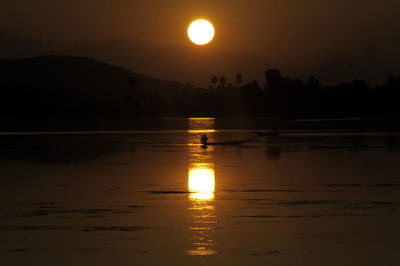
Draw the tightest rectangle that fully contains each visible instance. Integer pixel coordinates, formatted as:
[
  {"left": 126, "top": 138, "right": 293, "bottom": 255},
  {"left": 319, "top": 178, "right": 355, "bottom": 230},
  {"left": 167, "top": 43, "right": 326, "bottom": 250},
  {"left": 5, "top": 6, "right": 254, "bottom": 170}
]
[{"left": 188, "top": 19, "right": 215, "bottom": 46}]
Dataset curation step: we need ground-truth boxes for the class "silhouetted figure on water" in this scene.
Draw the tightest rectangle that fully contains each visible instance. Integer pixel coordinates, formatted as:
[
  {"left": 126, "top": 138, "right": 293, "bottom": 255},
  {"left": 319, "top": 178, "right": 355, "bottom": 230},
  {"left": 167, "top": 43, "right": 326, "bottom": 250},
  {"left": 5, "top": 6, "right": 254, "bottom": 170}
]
[{"left": 201, "top": 134, "right": 208, "bottom": 146}]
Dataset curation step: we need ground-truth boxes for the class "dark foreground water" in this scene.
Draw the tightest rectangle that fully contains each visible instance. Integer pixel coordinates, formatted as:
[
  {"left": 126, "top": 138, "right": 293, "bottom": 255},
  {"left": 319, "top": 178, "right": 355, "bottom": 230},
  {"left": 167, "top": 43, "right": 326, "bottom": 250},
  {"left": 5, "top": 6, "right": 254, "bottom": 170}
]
[{"left": 0, "top": 118, "right": 400, "bottom": 266}]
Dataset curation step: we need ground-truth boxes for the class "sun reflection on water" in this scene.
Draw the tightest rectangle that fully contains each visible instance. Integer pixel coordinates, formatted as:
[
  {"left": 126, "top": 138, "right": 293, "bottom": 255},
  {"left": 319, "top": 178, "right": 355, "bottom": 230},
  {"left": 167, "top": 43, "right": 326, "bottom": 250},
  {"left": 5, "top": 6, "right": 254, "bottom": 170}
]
[
  {"left": 186, "top": 164, "right": 217, "bottom": 256},
  {"left": 186, "top": 118, "right": 218, "bottom": 256},
  {"left": 188, "top": 166, "right": 215, "bottom": 200}
]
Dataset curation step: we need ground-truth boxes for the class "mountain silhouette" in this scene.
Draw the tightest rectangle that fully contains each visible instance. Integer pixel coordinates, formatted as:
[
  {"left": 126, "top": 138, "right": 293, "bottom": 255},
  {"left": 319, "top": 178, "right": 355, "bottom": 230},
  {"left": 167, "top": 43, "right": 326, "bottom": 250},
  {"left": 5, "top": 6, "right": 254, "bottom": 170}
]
[
  {"left": 61, "top": 38, "right": 273, "bottom": 87},
  {"left": 0, "top": 55, "right": 201, "bottom": 118},
  {"left": 1, "top": 31, "right": 399, "bottom": 87}
]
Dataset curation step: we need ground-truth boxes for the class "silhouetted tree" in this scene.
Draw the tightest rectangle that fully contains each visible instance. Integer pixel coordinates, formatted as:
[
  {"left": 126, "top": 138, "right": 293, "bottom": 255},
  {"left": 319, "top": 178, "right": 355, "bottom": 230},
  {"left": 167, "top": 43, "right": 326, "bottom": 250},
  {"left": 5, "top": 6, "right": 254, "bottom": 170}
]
[
  {"left": 211, "top": 75, "right": 218, "bottom": 89},
  {"left": 236, "top": 73, "right": 242, "bottom": 87},
  {"left": 386, "top": 76, "right": 396, "bottom": 89},
  {"left": 265, "top": 68, "right": 282, "bottom": 89},
  {"left": 219, "top": 76, "right": 227, "bottom": 88},
  {"left": 308, "top": 76, "right": 320, "bottom": 87}
]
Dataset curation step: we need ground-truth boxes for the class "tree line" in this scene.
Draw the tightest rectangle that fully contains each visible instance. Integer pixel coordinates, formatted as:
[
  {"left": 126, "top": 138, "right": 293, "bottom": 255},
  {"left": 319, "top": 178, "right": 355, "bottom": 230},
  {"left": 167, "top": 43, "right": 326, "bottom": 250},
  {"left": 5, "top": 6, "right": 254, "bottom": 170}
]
[
  {"left": 206, "top": 69, "right": 400, "bottom": 118},
  {"left": 0, "top": 56, "right": 399, "bottom": 118}
]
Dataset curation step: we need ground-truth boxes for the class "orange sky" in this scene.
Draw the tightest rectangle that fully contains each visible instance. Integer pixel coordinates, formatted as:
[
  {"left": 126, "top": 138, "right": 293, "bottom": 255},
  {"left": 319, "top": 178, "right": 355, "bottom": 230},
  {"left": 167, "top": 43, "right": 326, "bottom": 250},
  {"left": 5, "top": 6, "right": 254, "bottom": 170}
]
[{"left": 1, "top": 0, "right": 400, "bottom": 85}]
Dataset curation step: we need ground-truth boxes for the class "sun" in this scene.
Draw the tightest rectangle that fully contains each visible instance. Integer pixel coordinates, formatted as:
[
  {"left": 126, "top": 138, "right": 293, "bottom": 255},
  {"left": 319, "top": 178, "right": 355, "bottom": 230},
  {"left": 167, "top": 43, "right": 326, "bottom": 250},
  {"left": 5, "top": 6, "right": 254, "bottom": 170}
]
[{"left": 187, "top": 19, "right": 215, "bottom": 46}]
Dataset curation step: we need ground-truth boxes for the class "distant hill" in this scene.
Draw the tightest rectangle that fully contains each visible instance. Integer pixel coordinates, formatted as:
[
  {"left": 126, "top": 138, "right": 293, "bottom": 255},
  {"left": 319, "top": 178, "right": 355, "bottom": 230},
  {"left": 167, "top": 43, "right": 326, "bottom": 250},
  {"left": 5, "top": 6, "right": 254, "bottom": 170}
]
[
  {"left": 0, "top": 33, "right": 273, "bottom": 87},
  {"left": 58, "top": 38, "right": 400, "bottom": 87},
  {"left": 0, "top": 55, "right": 205, "bottom": 118},
  {"left": 1, "top": 32, "right": 399, "bottom": 87},
  {"left": 0, "top": 55, "right": 189, "bottom": 90},
  {"left": 61, "top": 38, "right": 272, "bottom": 87}
]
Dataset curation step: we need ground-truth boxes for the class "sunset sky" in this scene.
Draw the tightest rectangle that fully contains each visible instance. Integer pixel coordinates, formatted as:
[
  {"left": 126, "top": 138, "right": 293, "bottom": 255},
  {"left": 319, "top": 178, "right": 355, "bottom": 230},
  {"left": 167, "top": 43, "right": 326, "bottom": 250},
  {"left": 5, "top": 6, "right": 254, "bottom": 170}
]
[{"left": 1, "top": 0, "right": 400, "bottom": 85}]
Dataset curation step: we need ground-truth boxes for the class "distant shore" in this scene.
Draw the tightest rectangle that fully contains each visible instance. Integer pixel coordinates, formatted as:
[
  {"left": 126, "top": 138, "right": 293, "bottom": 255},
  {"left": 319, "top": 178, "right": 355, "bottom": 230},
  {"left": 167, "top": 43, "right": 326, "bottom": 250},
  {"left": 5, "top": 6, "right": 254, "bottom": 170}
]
[{"left": 0, "top": 117, "right": 399, "bottom": 132}]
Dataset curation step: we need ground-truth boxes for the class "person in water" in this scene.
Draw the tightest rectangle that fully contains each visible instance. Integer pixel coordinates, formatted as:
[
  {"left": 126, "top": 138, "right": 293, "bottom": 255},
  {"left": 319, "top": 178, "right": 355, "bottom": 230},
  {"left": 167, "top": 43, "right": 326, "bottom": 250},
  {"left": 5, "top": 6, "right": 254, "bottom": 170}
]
[{"left": 201, "top": 134, "right": 208, "bottom": 145}]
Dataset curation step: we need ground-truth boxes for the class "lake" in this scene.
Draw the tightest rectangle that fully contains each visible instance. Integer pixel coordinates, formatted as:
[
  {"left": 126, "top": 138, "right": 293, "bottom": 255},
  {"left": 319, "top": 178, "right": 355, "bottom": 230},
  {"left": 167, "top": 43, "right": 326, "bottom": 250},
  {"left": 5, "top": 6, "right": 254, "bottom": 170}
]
[{"left": 0, "top": 118, "right": 399, "bottom": 266}]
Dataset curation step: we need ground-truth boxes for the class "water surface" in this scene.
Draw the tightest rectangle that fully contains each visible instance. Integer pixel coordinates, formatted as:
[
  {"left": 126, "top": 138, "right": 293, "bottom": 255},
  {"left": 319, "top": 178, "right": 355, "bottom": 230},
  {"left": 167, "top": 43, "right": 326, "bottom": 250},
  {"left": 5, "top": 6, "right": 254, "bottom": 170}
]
[{"left": 0, "top": 118, "right": 399, "bottom": 266}]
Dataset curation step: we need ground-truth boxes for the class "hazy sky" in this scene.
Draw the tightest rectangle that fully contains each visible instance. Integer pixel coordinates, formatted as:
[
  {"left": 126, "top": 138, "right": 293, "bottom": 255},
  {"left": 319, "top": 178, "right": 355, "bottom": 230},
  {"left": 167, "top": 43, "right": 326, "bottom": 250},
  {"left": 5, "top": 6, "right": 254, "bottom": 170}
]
[{"left": 1, "top": 0, "right": 400, "bottom": 83}]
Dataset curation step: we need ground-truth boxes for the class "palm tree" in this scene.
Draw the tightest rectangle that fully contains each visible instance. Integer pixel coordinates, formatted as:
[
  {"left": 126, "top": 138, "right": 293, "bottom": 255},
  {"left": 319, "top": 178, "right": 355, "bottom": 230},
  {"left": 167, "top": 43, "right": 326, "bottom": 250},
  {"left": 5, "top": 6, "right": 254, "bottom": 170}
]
[
  {"left": 236, "top": 73, "right": 242, "bottom": 87},
  {"left": 211, "top": 75, "right": 218, "bottom": 89},
  {"left": 219, "top": 76, "right": 227, "bottom": 88}
]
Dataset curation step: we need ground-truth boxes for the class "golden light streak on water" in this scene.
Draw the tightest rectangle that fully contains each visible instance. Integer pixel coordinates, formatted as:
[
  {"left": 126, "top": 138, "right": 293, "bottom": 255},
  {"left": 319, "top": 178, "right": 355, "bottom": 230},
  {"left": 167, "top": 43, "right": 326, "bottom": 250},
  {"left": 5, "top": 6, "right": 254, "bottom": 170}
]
[
  {"left": 188, "top": 167, "right": 215, "bottom": 200},
  {"left": 186, "top": 118, "right": 218, "bottom": 256}
]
